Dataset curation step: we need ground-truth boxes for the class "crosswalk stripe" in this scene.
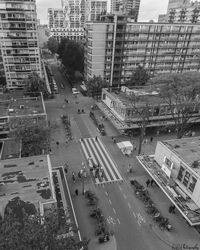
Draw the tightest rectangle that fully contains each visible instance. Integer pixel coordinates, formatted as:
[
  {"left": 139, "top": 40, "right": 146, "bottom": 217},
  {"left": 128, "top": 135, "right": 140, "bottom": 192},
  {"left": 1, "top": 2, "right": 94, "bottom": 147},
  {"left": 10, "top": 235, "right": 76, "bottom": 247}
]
[
  {"left": 86, "top": 139, "right": 111, "bottom": 181},
  {"left": 90, "top": 138, "right": 116, "bottom": 181},
  {"left": 98, "top": 139, "right": 122, "bottom": 180},
  {"left": 80, "top": 137, "right": 123, "bottom": 184}
]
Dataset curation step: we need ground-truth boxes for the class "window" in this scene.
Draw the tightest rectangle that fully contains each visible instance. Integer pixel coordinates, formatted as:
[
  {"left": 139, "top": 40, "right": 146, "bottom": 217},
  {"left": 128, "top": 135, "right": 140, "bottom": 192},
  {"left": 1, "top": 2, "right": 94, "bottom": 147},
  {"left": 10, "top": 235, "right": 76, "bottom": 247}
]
[
  {"left": 164, "top": 157, "right": 172, "bottom": 169},
  {"left": 188, "top": 177, "right": 197, "bottom": 193},
  {"left": 177, "top": 166, "right": 185, "bottom": 182},
  {"left": 183, "top": 171, "right": 190, "bottom": 187}
]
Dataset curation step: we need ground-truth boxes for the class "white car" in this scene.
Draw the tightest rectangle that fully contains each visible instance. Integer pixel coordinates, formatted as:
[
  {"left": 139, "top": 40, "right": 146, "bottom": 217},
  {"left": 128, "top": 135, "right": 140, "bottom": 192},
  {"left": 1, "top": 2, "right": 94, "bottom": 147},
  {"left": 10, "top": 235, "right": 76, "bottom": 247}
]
[{"left": 72, "top": 88, "right": 80, "bottom": 95}]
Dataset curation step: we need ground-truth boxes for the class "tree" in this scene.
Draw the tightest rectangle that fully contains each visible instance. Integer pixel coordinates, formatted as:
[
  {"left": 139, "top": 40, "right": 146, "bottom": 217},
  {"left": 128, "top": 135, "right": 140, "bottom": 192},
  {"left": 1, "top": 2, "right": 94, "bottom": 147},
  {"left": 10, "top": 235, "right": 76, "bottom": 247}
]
[
  {"left": 127, "top": 65, "right": 150, "bottom": 86},
  {"left": 24, "top": 72, "right": 49, "bottom": 99},
  {"left": 0, "top": 197, "right": 89, "bottom": 250},
  {"left": 47, "top": 37, "right": 59, "bottom": 54},
  {"left": 129, "top": 94, "right": 151, "bottom": 154},
  {"left": 86, "top": 75, "right": 108, "bottom": 99},
  {"left": 14, "top": 124, "right": 50, "bottom": 157},
  {"left": 150, "top": 72, "right": 200, "bottom": 138},
  {"left": 58, "top": 40, "right": 84, "bottom": 75}
]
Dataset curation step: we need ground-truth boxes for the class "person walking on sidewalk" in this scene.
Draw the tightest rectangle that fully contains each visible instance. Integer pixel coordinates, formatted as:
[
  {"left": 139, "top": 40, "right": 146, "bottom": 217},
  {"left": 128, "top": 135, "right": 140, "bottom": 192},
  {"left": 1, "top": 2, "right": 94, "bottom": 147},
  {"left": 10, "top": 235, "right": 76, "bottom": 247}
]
[
  {"left": 146, "top": 179, "right": 150, "bottom": 187},
  {"left": 72, "top": 172, "right": 76, "bottom": 183},
  {"left": 75, "top": 189, "right": 79, "bottom": 196}
]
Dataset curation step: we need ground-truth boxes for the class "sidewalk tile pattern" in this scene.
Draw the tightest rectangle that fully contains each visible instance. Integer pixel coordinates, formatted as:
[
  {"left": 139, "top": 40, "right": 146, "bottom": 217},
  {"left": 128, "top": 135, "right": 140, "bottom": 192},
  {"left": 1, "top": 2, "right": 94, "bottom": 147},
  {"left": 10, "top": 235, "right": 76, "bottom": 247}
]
[{"left": 80, "top": 138, "right": 123, "bottom": 185}]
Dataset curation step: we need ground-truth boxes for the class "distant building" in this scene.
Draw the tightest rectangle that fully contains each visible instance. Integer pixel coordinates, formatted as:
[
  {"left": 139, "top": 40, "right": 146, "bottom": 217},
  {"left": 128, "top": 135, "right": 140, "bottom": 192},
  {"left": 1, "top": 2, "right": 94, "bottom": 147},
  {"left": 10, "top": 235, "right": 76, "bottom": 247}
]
[
  {"left": 137, "top": 136, "right": 200, "bottom": 226},
  {"left": 85, "top": 0, "right": 108, "bottom": 22},
  {"left": 158, "top": 14, "right": 167, "bottom": 22},
  {"left": 84, "top": 14, "right": 200, "bottom": 86},
  {"left": 99, "top": 86, "right": 200, "bottom": 132},
  {"left": 0, "top": 0, "right": 42, "bottom": 89},
  {"left": 167, "top": 0, "right": 190, "bottom": 13},
  {"left": 38, "top": 25, "right": 50, "bottom": 48},
  {"left": 0, "top": 93, "right": 47, "bottom": 139},
  {"left": 167, "top": 0, "right": 200, "bottom": 23}
]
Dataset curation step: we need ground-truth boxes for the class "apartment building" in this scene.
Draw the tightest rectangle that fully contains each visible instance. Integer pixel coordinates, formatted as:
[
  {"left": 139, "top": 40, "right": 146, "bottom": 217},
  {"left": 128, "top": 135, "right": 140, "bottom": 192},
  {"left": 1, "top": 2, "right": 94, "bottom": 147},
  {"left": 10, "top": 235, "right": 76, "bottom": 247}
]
[
  {"left": 0, "top": 0, "right": 42, "bottom": 89},
  {"left": 84, "top": 14, "right": 200, "bottom": 86},
  {"left": 167, "top": 0, "right": 200, "bottom": 23},
  {"left": 85, "top": 0, "right": 108, "bottom": 22}
]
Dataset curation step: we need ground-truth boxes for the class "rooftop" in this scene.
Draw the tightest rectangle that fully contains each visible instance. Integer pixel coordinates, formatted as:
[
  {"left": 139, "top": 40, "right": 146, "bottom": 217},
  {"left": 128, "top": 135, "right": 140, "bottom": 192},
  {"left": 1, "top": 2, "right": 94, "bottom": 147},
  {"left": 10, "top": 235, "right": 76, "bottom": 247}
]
[
  {"left": 0, "top": 95, "right": 45, "bottom": 117},
  {"left": 163, "top": 136, "right": 200, "bottom": 176},
  {"left": 104, "top": 87, "right": 165, "bottom": 108},
  {"left": 0, "top": 155, "right": 56, "bottom": 215}
]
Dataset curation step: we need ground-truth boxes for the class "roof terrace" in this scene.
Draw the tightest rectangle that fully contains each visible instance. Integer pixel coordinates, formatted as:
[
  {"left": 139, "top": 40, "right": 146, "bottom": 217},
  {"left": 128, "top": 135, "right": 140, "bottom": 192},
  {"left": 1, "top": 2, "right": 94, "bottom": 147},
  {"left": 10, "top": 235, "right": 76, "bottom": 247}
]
[{"left": 0, "top": 155, "right": 56, "bottom": 215}]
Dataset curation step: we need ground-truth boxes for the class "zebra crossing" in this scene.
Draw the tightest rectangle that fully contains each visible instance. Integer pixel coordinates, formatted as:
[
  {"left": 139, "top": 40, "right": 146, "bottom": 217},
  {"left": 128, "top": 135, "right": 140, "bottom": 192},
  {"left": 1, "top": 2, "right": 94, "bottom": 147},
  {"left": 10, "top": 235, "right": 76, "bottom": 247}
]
[{"left": 80, "top": 137, "right": 123, "bottom": 185}]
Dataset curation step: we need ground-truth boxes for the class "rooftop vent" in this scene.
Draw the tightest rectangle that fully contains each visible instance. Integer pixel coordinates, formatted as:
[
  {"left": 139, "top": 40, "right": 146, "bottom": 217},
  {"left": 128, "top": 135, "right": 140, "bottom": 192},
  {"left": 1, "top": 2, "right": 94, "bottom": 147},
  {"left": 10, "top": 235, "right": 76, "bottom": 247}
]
[{"left": 8, "top": 109, "right": 14, "bottom": 112}]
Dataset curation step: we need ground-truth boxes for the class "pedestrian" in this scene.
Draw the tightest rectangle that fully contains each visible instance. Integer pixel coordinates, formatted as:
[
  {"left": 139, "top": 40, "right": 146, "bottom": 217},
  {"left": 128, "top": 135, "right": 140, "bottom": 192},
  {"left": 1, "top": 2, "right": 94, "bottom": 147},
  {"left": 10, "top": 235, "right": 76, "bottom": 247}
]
[
  {"left": 75, "top": 189, "right": 79, "bottom": 196},
  {"left": 72, "top": 172, "right": 76, "bottom": 183},
  {"left": 150, "top": 179, "right": 154, "bottom": 186},
  {"left": 78, "top": 171, "right": 82, "bottom": 179},
  {"left": 146, "top": 179, "right": 150, "bottom": 187},
  {"left": 150, "top": 137, "right": 153, "bottom": 143},
  {"left": 95, "top": 136, "right": 98, "bottom": 141},
  {"left": 157, "top": 130, "right": 160, "bottom": 136},
  {"left": 113, "top": 138, "right": 116, "bottom": 143},
  {"left": 168, "top": 205, "right": 173, "bottom": 214},
  {"left": 171, "top": 205, "right": 175, "bottom": 214},
  {"left": 56, "top": 141, "right": 59, "bottom": 147}
]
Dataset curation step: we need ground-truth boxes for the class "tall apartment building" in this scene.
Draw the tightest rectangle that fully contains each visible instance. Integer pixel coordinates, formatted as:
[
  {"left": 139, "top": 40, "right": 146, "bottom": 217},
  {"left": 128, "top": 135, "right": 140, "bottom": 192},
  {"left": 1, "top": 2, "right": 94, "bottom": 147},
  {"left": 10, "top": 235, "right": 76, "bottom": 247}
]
[
  {"left": 85, "top": 0, "right": 108, "bottom": 22},
  {"left": 84, "top": 14, "right": 200, "bottom": 86},
  {"left": 167, "top": 0, "right": 190, "bottom": 13},
  {"left": 167, "top": 0, "right": 200, "bottom": 23},
  {"left": 0, "top": 0, "right": 42, "bottom": 89},
  {"left": 110, "top": 0, "right": 140, "bottom": 21}
]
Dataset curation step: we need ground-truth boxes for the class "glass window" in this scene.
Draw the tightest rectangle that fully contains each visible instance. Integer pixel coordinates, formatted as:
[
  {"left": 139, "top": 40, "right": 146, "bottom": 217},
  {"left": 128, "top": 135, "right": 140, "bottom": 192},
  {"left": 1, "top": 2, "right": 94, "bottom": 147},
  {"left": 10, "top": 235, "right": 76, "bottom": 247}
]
[
  {"left": 177, "top": 166, "right": 184, "bottom": 182},
  {"left": 188, "top": 177, "right": 197, "bottom": 193},
  {"left": 183, "top": 171, "right": 190, "bottom": 187}
]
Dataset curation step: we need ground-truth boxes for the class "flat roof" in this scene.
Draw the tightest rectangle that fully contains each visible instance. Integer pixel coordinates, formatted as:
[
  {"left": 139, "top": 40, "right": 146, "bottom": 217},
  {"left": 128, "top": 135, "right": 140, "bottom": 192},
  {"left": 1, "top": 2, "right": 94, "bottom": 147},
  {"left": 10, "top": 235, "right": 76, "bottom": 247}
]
[
  {"left": 104, "top": 88, "right": 165, "bottom": 108},
  {"left": 0, "top": 155, "right": 55, "bottom": 214},
  {"left": 163, "top": 136, "right": 200, "bottom": 176},
  {"left": 0, "top": 95, "right": 45, "bottom": 117}
]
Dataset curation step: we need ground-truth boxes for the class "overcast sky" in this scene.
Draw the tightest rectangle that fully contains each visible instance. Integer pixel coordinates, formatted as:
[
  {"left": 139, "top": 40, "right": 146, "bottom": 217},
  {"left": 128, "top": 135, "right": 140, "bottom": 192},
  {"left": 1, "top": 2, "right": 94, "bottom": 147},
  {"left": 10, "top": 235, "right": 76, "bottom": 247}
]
[{"left": 36, "top": 0, "right": 169, "bottom": 24}]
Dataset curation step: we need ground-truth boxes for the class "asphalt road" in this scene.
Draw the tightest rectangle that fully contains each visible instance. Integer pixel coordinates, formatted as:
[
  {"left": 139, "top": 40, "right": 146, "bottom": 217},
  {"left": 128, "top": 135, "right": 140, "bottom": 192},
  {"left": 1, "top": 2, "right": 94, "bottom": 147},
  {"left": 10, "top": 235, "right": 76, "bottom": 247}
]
[{"left": 46, "top": 64, "right": 200, "bottom": 250}]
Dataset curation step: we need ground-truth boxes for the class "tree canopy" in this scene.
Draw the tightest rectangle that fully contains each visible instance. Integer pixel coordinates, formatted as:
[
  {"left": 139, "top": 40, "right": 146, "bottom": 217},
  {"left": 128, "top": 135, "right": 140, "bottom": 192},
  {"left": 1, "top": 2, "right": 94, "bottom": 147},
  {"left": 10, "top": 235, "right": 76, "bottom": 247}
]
[
  {"left": 24, "top": 72, "right": 49, "bottom": 99},
  {"left": 0, "top": 197, "right": 88, "bottom": 250},
  {"left": 150, "top": 72, "right": 200, "bottom": 138},
  {"left": 126, "top": 65, "right": 150, "bottom": 86},
  {"left": 58, "top": 39, "right": 84, "bottom": 75},
  {"left": 86, "top": 75, "right": 108, "bottom": 98},
  {"left": 47, "top": 37, "right": 59, "bottom": 54}
]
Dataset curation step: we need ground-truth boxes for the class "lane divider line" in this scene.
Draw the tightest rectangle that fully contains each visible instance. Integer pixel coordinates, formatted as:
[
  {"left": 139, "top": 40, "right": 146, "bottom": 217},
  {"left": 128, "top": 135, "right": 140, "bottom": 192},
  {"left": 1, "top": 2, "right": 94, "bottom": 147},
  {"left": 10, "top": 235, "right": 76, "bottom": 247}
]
[
  {"left": 117, "top": 218, "right": 120, "bottom": 225},
  {"left": 113, "top": 208, "right": 116, "bottom": 214},
  {"left": 109, "top": 199, "right": 112, "bottom": 205},
  {"left": 128, "top": 202, "right": 131, "bottom": 209},
  {"left": 123, "top": 194, "right": 127, "bottom": 199}
]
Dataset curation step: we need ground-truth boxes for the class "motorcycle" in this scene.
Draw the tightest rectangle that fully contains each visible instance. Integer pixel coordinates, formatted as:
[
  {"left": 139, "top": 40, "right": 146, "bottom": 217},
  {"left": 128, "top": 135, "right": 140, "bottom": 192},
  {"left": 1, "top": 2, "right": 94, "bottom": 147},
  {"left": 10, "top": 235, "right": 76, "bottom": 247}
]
[{"left": 159, "top": 218, "right": 172, "bottom": 231}]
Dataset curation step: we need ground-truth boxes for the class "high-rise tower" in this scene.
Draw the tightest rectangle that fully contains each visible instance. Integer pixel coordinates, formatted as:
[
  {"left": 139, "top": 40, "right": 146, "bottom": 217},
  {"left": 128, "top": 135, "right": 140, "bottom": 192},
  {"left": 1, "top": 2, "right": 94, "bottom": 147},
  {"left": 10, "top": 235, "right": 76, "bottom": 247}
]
[{"left": 0, "top": 0, "right": 42, "bottom": 89}]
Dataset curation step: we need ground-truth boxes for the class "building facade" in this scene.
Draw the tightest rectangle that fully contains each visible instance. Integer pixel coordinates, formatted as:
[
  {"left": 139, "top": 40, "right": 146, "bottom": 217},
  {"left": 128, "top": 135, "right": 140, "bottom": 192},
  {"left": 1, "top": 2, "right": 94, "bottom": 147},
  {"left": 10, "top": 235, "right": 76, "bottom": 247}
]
[
  {"left": 85, "top": 0, "right": 108, "bottom": 22},
  {"left": 0, "top": 0, "right": 42, "bottom": 89},
  {"left": 84, "top": 14, "right": 200, "bottom": 86},
  {"left": 167, "top": 0, "right": 200, "bottom": 23}
]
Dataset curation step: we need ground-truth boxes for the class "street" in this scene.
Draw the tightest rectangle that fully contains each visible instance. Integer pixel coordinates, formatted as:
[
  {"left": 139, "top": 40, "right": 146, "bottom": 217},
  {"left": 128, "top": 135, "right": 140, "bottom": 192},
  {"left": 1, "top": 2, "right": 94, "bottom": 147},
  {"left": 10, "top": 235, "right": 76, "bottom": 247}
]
[{"left": 45, "top": 63, "right": 200, "bottom": 250}]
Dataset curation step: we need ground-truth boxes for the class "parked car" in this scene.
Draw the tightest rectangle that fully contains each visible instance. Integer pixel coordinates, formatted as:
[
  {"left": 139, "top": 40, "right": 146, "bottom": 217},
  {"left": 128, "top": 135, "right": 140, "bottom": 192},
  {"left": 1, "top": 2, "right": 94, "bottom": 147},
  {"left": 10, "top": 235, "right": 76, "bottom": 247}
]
[{"left": 72, "top": 87, "right": 80, "bottom": 95}]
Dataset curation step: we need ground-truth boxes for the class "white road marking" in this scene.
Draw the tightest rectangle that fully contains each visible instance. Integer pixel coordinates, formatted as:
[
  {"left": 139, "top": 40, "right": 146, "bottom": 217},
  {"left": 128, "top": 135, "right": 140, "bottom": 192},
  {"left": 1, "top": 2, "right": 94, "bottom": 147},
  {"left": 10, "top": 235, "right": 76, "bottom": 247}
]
[
  {"left": 105, "top": 191, "right": 108, "bottom": 196},
  {"left": 113, "top": 208, "right": 116, "bottom": 214},
  {"left": 123, "top": 194, "right": 127, "bottom": 199},
  {"left": 119, "top": 186, "right": 122, "bottom": 191},
  {"left": 128, "top": 203, "right": 131, "bottom": 209},
  {"left": 117, "top": 218, "right": 120, "bottom": 224},
  {"left": 109, "top": 199, "right": 112, "bottom": 205},
  {"left": 133, "top": 211, "right": 136, "bottom": 218}
]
